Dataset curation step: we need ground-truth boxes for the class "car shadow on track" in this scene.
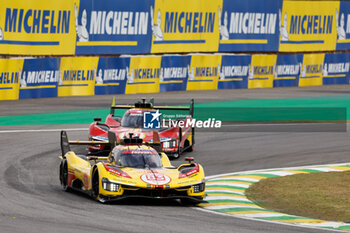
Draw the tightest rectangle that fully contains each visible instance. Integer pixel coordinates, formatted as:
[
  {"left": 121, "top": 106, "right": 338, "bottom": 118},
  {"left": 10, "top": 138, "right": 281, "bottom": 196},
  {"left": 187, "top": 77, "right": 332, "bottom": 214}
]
[{"left": 64, "top": 188, "right": 187, "bottom": 207}]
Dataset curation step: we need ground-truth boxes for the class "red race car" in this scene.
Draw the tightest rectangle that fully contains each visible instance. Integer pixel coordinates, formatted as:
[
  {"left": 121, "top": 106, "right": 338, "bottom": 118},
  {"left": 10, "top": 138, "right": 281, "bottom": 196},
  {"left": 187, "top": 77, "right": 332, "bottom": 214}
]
[{"left": 89, "top": 98, "right": 195, "bottom": 159}]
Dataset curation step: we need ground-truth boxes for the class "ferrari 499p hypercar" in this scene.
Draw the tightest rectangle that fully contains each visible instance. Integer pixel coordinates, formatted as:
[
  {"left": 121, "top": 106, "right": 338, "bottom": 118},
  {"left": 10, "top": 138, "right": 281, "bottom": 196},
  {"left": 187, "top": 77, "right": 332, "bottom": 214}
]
[
  {"left": 88, "top": 98, "right": 195, "bottom": 159},
  {"left": 59, "top": 131, "right": 206, "bottom": 205}
]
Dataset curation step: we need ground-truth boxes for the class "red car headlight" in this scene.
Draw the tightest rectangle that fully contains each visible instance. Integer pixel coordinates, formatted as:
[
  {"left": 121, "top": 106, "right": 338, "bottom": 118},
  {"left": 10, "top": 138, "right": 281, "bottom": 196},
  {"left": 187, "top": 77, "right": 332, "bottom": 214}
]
[{"left": 163, "top": 140, "right": 177, "bottom": 149}]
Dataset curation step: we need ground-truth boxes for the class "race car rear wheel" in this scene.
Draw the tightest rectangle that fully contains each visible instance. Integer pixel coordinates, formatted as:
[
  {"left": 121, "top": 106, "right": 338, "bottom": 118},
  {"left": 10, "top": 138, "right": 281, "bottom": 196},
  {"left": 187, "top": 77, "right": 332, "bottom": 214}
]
[
  {"left": 91, "top": 169, "right": 100, "bottom": 200},
  {"left": 184, "top": 140, "right": 193, "bottom": 152},
  {"left": 59, "top": 160, "right": 70, "bottom": 191},
  {"left": 171, "top": 153, "right": 180, "bottom": 160}
]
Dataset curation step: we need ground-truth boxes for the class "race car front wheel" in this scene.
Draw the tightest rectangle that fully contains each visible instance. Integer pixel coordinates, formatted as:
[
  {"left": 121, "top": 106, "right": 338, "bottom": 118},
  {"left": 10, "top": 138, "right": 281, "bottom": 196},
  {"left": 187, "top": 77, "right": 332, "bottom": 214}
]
[
  {"left": 59, "top": 160, "right": 70, "bottom": 191},
  {"left": 92, "top": 169, "right": 100, "bottom": 200}
]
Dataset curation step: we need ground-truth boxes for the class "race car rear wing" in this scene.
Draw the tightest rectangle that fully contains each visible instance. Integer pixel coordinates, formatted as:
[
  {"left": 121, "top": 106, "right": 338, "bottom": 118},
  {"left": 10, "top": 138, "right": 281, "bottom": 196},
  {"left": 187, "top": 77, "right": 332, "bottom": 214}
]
[
  {"left": 109, "top": 97, "right": 194, "bottom": 118},
  {"left": 60, "top": 130, "right": 163, "bottom": 157},
  {"left": 60, "top": 130, "right": 116, "bottom": 157}
]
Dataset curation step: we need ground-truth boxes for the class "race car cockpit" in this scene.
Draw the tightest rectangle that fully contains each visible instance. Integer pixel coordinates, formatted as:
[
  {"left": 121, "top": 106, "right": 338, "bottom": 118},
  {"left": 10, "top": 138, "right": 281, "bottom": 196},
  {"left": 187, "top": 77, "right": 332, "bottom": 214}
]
[
  {"left": 112, "top": 148, "right": 162, "bottom": 168},
  {"left": 120, "top": 112, "right": 144, "bottom": 128}
]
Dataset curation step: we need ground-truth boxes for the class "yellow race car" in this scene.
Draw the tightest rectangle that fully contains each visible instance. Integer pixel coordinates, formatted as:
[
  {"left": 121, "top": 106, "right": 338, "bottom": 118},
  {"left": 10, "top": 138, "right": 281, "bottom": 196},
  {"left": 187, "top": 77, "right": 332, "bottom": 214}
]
[{"left": 59, "top": 131, "right": 206, "bottom": 205}]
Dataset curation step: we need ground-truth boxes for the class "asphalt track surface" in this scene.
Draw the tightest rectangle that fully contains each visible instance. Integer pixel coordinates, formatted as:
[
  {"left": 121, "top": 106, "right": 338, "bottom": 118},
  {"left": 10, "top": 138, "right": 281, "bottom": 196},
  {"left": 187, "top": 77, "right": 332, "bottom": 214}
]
[{"left": 1, "top": 85, "right": 350, "bottom": 233}]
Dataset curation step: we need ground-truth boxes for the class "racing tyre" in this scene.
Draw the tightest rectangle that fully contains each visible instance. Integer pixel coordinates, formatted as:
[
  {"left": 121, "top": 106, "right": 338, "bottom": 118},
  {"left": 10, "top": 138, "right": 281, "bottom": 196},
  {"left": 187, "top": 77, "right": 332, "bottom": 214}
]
[
  {"left": 92, "top": 169, "right": 100, "bottom": 200},
  {"left": 170, "top": 153, "right": 180, "bottom": 160},
  {"left": 59, "top": 160, "right": 70, "bottom": 191},
  {"left": 184, "top": 140, "right": 193, "bottom": 152}
]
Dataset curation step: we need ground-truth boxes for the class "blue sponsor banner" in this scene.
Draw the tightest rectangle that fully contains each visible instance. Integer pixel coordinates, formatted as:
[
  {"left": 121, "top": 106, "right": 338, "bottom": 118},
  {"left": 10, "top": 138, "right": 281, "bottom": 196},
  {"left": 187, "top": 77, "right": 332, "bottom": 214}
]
[
  {"left": 323, "top": 53, "right": 350, "bottom": 85},
  {"left": 273, "top": 54, "right": 303, "bottom": 87},
  {"left": 95, "top": 57, "right": 130, "bottom": 95},
  {"left": 75, "top": 0, "right": 154, "bottom": 55},
  {"left": 218, "top": 0, "right": 282, "bottom": 52},
  {"left": 160, "top": 55, "right": 191, "bottom": 92},
  {"left": 336, "top": 1, "right": 350, "bottom": 51},
  {"left": 218, "top": 55, "right": 250, "bottom": 89},
  {"left": 19, "top": 58, "right": 60, "bottom": 99}
]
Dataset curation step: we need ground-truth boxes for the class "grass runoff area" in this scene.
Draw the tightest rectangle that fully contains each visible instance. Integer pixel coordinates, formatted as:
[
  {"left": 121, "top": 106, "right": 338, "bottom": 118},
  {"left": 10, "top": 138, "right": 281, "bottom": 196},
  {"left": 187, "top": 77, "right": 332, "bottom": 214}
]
[
  {"left": 246, "top": 171, "right": 350, "bottom": 222},
  {"left": 1, "top": 94, "right": 350, "bottom": 125}
]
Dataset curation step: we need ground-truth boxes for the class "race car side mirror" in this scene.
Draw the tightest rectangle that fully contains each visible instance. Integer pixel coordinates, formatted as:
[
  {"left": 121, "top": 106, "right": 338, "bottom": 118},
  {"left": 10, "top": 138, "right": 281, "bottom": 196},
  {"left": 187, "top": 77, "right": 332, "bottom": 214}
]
[
  {"left": 185, "top": 157, "right": 194, "bottom": 164},
  {"left": 94, "top": 117, "right": 102, "bottom": 122}
]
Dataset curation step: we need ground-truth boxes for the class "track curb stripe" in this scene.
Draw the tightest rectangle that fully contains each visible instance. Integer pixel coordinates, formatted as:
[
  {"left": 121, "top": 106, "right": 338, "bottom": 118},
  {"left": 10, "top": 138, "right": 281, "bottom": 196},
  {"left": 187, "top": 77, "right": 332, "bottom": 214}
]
[{"left": 199, "top": 163, "right": 350, "bottom": 232}]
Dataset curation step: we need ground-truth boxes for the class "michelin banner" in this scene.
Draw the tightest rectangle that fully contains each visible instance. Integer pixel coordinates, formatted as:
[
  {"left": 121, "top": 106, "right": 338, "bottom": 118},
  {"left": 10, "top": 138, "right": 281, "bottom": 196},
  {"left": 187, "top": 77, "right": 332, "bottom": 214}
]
[
  {"left": 95, "top": 57, "right": 129, "bottom": 95},
  {"left": 0, "top": 0, "right": 76, "bottom": 55},
  {"left": 336, "top": 1, "right": 350, "bottom": 51},
  {"left": 70, "top": 0, "right": 350, "bottom": 54},
  {"left": 160, "top": 55, "right": 190, "bottom": 92},
  {"left": 0, "top": 58, "right": 23, "bottom": 100},
  {"left": 125, "top": 56, "right": 161, "bottom": 94},
  {"left": 58, "top": 57, "right": 98, "bottom": 97},
  {"left": 298, "top": 53, "right": 324, "bottom": 87},
  {"left": 219, "top": 0, "right": 282, "bottom": 52},
  {"left": 75, "top": 0, "right": 153, "bottom": 55},
  {"left": 273, "top": 54, "right": 302, "bottom": 87},
  {"left": 150, "top": 0, "right": 220, "bottom": 53},
  {"left": 2, "top": 52, "right": 350, "bottom": 100},
  {"left": 19, "top": 58, "right": 60, "bottom": 99},
  {"left": 279, "top": 1, "right": 338, "bottom": 52},
  {"left": 323, "top": 53, "right": 350, "bottom": 85},
  {"left": 248, "top": 54, "right": 277, "bottom": 89},
  {"left": 218, "top": 55, "right": 250, "bottom": 89},
  {"left": 186, "top": 55, "right": 221, "bottom": 91},
  {"left": 2, "top": 0, "right": 350, "bottom": 55}
]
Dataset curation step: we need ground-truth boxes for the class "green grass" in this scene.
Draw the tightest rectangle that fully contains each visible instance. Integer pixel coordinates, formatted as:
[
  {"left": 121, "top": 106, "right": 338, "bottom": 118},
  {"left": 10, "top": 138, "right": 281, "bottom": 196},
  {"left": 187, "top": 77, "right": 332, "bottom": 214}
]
[{"left": 246, "top": 171, "right": 350, "bottom": 222}]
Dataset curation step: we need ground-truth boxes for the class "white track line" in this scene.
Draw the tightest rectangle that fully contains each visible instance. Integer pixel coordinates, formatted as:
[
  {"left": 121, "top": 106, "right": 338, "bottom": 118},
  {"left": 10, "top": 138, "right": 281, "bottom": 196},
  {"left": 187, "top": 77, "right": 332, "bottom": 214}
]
[
  {"left": 309, "top": 167, "right": 341, "bottom": 172},
  {"left": 204, "top": 205, "right": 262, "bottom": 210},
  {"left": 222, "top": 123, "right": 342, "bottom": 127},
  {"left": 253, "top": 171, "right": 295, "bottom": 176},
  {"left": 205, "top": 189, "right": 245, "bottom": 195},
  {"left": 0, "top": 128, "right": 86, "bottom": 133},
  {"left": 206, "top": 182, "right": 250, "bottom": 188},
  {"left": 209, "top": 177, "right": 259, "bottom": 182},
  {"left": 204, "top": 196, "right": 249, "bottom": 202},
  {"left": 205, "top": 162, "right": 350, "bottom": 180}
]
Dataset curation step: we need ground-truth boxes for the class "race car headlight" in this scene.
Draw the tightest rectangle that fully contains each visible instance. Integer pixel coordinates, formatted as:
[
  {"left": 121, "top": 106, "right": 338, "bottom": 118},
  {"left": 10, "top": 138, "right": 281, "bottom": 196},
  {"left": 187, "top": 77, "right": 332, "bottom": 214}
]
[
  {"left": 102, "top": 178, "right": 119, "bottom": 192},
  {"left": 163, "top": 140, "right": 177, "bottom": 148},
  {"left": 192, "top": 183, "right": 205, "bottom": 193}
]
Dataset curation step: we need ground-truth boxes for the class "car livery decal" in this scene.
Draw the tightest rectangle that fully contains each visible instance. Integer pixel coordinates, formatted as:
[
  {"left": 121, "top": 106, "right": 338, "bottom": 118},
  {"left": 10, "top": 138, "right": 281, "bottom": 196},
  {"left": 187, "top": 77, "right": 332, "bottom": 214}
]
[
  {"left": 92, "top": 135, "right": 108, "bottom": 141},
  {"left": 104, "top": 164, "right": 131, "bottom": 178},
  {"left": 141, "top": 172, "right": 171, "bottom": 185},
  {"left": 84, "top": 173, "right": 89, "bottom": 189},
  {"left": 122, "top": 149, "right": 158, "bottom": 154},
  {"left": 179, "top": 164, "right": 199, "bottom": 178},
  {"left": 149, "top": 137, "right": 171, "bottom": 143}
]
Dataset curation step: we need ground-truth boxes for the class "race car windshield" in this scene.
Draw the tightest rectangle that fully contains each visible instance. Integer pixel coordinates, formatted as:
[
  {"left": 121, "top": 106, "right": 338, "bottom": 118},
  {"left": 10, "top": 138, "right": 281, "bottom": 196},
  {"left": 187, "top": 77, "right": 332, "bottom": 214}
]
[
  {"left": 121, "top": 113, "right": 143, "bottom": 128},
  {"left": 119, "top": 151, "right": 162, "bottom": 168}
]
